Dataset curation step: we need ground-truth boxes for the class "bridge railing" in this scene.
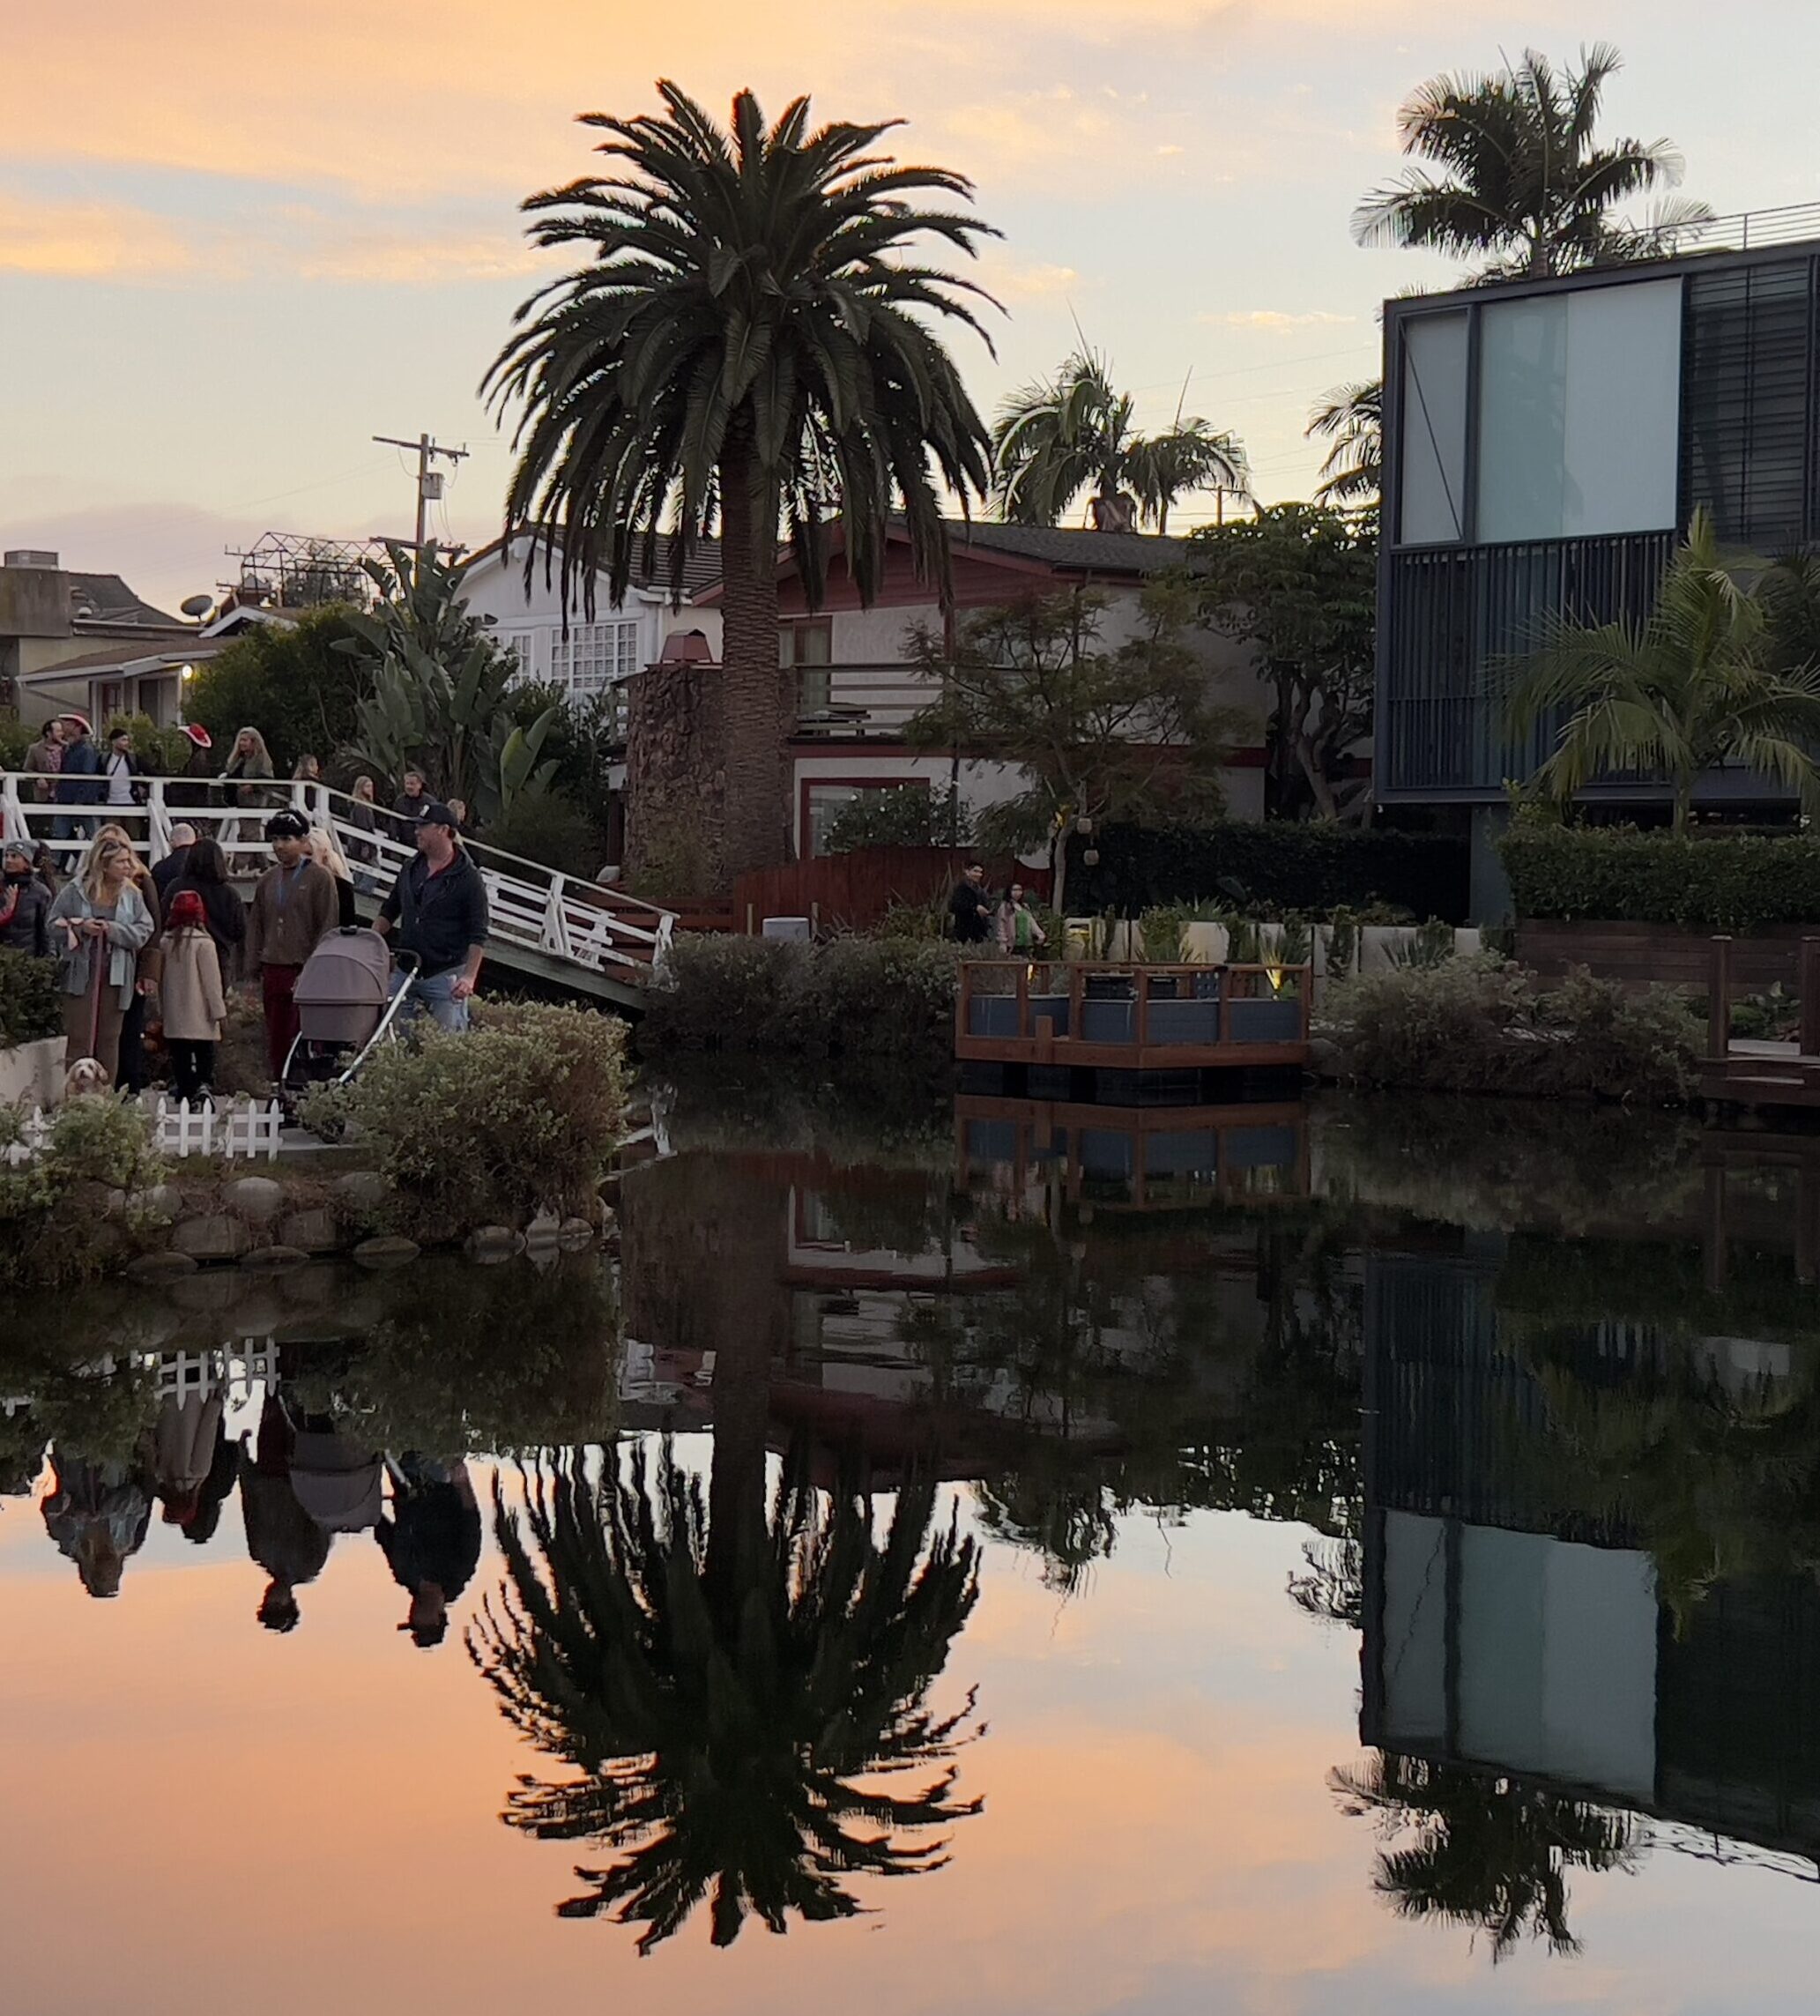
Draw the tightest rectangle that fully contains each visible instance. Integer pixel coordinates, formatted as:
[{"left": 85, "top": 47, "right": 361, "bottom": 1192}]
[{"left": 0, "top": 773, "right": 676, "bottom": 982}]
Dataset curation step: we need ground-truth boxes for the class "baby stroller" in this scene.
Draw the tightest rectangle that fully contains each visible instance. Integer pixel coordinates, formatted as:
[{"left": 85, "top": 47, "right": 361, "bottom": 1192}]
[{"left": 282, "top": 927, "right": 417, "bottom": 1094}]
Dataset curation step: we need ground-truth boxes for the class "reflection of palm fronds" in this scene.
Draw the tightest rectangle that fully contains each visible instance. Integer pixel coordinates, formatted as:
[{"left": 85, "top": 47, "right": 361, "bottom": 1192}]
[
  {"left": 1332, "top": 1752, "right": 1638, "bottom": 1960},
  {"left": 974, "top": 1464, "right": 1117, "bottom": 1595},
  {"left": 1289, "top": 1534, "right": 1363, "bottom": 1626},
  {"left": 469, "top": 1441, "right": 984, "bottom": 1952}
]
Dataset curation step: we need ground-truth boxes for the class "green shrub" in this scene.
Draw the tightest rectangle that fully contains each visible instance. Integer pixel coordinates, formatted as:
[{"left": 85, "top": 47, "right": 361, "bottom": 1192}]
[
  {"left": 0, "top": 1097, "right": 161, "bottom": 1288},
  {"left": 1069, "top": 822, "right": 1468, "bottom": 922},
  {"left": 824, "top": 785, "right": 972, "bottom": 853},
  {"left": 1319, "top": 956, "right": 1702, "bottom": 1104},
  {"left": 302, "top": 1001, "right": 628, "bottom": 1240},
  {"left": 482, "top": 788, "right": 607, "bottom": 879},
  {"left": 0, "top": 716, "right": 30, "bottom": 769},
  {"left": 638, "top": 934, "right": 962, "bottom": 1066},
  {"left": 1501, "top": 823, "right": 1820, "bottom": 930},
  {"left": 0, "top": 948, "right": 60, "bottom": 1045}
]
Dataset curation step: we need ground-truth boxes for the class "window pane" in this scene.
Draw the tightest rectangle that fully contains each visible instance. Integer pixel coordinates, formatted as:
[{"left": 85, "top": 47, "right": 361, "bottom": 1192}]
[
  {"left": 1477, "top": 298, "right": 1567, "bottom": 544},
  {"left": 1399, "top": 312, "right": 1469, "bottom": 545},
  {"left": 1683, "top": 259, "right": 1811, "bottom": 547}
]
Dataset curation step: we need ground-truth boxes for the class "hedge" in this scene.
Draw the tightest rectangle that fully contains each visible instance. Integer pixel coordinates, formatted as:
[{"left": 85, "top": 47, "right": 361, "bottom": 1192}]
[
  {"left": 1501, "top": 825, "right": 1820, "bottom": 931},
  {"left": 0, "top": 948, "right": 60, "bottom": 1048},
  {"left": 1066, "top": 822, "right": 1468, "bottom": 922}
]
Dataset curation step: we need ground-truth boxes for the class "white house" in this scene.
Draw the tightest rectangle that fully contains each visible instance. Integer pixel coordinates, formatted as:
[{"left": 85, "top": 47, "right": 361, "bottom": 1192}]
[
  {"left": 696, "top": 519, "right": 1272, "bottom": 859},
  {"left": 457, "top": 531, "right": 724, "bottom": 725}
]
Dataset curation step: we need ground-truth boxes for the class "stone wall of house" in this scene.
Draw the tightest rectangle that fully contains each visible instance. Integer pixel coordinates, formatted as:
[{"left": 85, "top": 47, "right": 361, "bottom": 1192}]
[{"left": 623, "top": 658, "right": 726, "bottom": 893}]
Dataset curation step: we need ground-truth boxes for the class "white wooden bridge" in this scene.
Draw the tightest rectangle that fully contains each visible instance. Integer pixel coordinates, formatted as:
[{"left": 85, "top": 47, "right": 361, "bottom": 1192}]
[{"left": 0, "top": 773, "right": 675, "bottom": 1011}]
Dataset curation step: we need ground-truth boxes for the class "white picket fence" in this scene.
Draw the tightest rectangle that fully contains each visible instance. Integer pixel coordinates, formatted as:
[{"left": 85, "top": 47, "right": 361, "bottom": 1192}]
[
  {"left": 0, "top": 772, "right": 676, "bottom": 986},
  {"left": 3, "top": 1096, "right": 284, "bottom": 1167}
]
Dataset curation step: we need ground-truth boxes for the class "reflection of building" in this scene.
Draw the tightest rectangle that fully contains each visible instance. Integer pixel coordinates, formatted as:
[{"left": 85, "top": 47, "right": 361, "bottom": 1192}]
[{"left": 1361, "top": 1247, "right": 1820, "bottom": 1864}]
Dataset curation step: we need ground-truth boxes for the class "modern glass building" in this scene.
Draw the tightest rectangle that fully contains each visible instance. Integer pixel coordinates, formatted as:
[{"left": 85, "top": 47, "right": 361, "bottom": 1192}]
[{"left": 1376, "top": 219, "right": 1820, "bottom": 904}]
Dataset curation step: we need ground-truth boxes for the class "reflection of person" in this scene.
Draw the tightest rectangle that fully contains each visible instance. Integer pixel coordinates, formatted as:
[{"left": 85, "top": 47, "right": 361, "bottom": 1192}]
[
  {"left": 47, "top": 837, "right": 152, "bottom": 1078},
  {"left": 947, "top": 861, "right": 992, "bottom": 944},
  {"left": 239, "top": 1399, "right": 331, "bottom": 1633},
  {"left": 41, "top": 1447, "right": 154, "bottom": 1599},
  {"left": 375, "top": 804, "right": 488, "bottom": 1032},
  {"left": 994, "top": 882, "right": 1047, "bottom": 953},
  {"left": 246, "top": 810, "right": 338, "bottom": 1081},
  {"left": 377, "top": 1455, "right": 482, "bottom": 1648},
  {"left": 152, "top": 1388, "right": 227, "bottom": 1534}
]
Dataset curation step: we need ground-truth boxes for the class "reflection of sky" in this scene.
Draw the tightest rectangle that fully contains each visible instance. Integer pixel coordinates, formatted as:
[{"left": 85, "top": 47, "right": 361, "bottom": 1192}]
[{"left": 3, "top": 1449, "right": 1817, "bottom": 2012}]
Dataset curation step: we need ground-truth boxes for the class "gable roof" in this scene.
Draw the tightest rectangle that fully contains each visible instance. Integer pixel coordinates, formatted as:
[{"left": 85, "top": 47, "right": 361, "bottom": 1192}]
[
  {"left": 66, "top": 571, "right": 183, "bottom": 629},
  {"left": 462, "top": 528, "right": 723, "bottom": 601}
]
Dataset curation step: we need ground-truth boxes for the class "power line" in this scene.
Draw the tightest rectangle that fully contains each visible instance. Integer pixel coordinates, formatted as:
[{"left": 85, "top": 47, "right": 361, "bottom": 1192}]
[{"left": 371, "top": 431, "right": 470, "bottom": 552}]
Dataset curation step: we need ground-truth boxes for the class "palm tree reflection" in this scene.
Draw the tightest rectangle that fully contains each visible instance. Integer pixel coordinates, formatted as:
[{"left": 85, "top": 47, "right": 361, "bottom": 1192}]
[
  {"left": 1332, "top": 1752, "right": 1638, "bottom": 1960},
  {"left": 470, "top": 1440, "right": 984, "bottom": 1952}
]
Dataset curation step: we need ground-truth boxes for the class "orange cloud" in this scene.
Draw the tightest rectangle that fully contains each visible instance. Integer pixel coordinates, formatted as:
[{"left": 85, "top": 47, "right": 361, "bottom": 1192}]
[{"left": 0, "top": 191, "right": 196, "bottom": 278}]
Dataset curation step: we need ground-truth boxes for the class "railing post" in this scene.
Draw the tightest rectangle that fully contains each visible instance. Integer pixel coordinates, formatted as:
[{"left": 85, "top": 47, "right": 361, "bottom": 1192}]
[
  {"left": 1801, "top": 938, "right": 1820, "bottom": 1058},
  {"left": 1708, "top": 935, "right": 1733, "bottom": 1060},
  {"left": 1135, "top": 964, "right": 1150, "bottom": 1050},
  {"left": 147, "top": 778, "right": 171, "bottom": 862},
  {"left": 1016, "top": 957, "right": 1029, "bottom": 1041},
  {"left": 1218, "top": 962, "right": 1232, "bottom": 1047}
]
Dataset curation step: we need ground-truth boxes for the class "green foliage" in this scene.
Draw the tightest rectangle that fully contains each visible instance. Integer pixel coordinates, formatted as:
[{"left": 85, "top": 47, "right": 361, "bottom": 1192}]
[
  {"left": 509, "top": 681, "right": 620, "bottom": 830},
  {"left": 639, "top": 934, "right": 962, "bottom": 1067},
  {"left": 0, "top": 716, "right": 30, "bottom": 768},
  {"left": 1307, "top": 378, "right": 1381, "bottom": 507},
  {"left": 1071, "top": 820, "right": 1466, "bottom": 920},
  {"left": 1384, "top": 918, "right": 1457, "bottom": 969},
  {"left": 302, "top": 1001, "right": 628, "bottom": 1240},
  {"left": 1504, "top": 510, "right": 1820, "bottom": 831},
  {"left": 0, "top": 947, "right": 60, "bottom": 1044},
  {"left": 992, "top": 347, "right": 1247, "bottom": 533},
  {"left": 905, "top": 584, "right": 1249, "bottom": 911},
  {"left": 481, "top": 788, "right": 607, "bottom": 879},
  {"left": 1501, "top": 822, "right": 1820, "bottom": 929},
  {"left": 1319, "top": 956, "right": 1703, "bottom": 1103},
  {"left": 185, "top": 606, "right": 368, "bottom": 773},
  {"left": 1352, "top": 42, "right": 1707, "bottom": 279},
  {"left": 823, "top": 784, "right": 971, "bottom": 854},
  {"left": 339, "top": 541, "right": 559, "bottom": 822},
  {"left": 0, "top": 1097, "right": 162, "bottom": 1289},
  {"left": 623, "top": 817, "right": 716, "bottom": 902},
  {"left": 1189, "top": 502, "right": 1377, "bottom": 820}
]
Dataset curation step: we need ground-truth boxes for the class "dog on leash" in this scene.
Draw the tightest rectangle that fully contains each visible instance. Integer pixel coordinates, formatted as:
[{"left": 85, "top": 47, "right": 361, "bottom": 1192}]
[{"left": 62, "top": 1057, "right": 113, "bottom": 1101}]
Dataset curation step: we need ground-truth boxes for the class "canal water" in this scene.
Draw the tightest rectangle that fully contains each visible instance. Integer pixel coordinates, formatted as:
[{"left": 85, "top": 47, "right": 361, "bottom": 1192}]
[{"left": 5, "top": 1089, "right": 1819, "bottom": 2011}]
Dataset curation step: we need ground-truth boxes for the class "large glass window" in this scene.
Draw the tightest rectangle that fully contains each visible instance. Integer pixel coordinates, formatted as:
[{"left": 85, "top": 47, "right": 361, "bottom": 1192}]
[
  {"left": 552, "top": 619, "right": 640, "bottom": 697},
  {"left": 1683, "top": 260, "right": 1812, "bottom": 548},
  {"left": 1477, "top": 279, "right": 1681, "bottom": 543},
  {"left": 1398, "top": 312, "right": 1469, "bottom": 545}
]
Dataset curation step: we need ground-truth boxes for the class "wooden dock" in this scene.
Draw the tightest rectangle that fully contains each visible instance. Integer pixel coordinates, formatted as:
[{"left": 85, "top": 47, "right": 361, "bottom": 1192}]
[
  {"left": 955, "top": 959, "right": 1312, "bottom": 1099},
  {"left": 1699, "top": 934, "right": 1820, "bottom": 1112}
]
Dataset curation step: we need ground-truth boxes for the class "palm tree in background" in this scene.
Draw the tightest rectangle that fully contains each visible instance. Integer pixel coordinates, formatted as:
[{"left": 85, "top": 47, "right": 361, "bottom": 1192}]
[
  {"left": 1307, "top": 378, "right": 1382, "bottom": 507},
  {"left": 487, "top": 85, "right": 998, "bottom": 884},
  {"left": 1333, "top": 1752, "right": 1638, "bottom": 1960},
  {"left": 469, "top": 1441, "right": 984, "bottom": 1953},
  {"left": 1504, "top": 510, "right": 1820, "bottom": 831},
  {"left": 992, "top": 351, "right": 1249, "bottom": 534},
  {"left": 1352, "top": 44, "right": 1710, "bottom": 279}
]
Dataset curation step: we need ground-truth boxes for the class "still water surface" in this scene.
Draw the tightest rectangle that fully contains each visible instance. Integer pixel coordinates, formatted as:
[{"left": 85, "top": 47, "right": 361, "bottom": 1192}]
[{"left": 5, "top": 1090, "right": 1820, "bottom": 2011}]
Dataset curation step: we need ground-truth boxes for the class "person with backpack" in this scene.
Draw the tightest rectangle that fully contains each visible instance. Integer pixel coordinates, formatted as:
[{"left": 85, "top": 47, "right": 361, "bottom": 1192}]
[{"left": 158, "top": 888, "right": 227, "bottom": 1105}]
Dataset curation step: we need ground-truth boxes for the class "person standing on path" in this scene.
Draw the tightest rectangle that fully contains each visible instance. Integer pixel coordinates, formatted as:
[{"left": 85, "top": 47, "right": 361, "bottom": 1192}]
[
  {"left": 994, "top": 882, "right": 1048, "bottom": 954},
  {"left": 158, "top": 889, "right": 227, "bottom": 1105},
  {"left": 375, "top": 803, "right": 488, "bottom": 1032},
  {"left": 245, "top": 809, "right": 337, "bottom": 1081},
  {"left": 162, "top": 835, "right": 245, "bottom": 975},
  {"left": 947, "top": 861, "right": 992, "bottom": 945},
  {"left": 102, "top": 727, "right": 142, "bottom": 813},
  {"left": 46, "top": 836, "right": 152, "bottom": 1078}
]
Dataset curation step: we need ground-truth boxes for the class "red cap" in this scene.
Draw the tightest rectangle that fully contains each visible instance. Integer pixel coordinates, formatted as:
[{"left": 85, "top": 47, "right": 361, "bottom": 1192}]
[
  {"left": 167, "top": 889, "right": 206, "bottom": 928},
  {"left": 182, "top": 723, "right": 212, "bottom": 750}
]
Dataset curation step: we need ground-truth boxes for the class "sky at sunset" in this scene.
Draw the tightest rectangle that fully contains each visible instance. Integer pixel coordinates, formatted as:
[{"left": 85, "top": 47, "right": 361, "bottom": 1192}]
[{"left": 3, "top": 0, "right": 1816, "bottom": 611}]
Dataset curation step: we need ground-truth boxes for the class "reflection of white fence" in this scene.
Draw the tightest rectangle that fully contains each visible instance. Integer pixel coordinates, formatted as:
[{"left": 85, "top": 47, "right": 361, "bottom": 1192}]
[
  {"left": 0, "top": 772, "right": 675, "bottom": 990},
  {"left": 4, "top": 1097, "right": 284, "bottom": 1166},
  {"left": 152, "top": 1343, "right": 280, "bottom": 1402}
]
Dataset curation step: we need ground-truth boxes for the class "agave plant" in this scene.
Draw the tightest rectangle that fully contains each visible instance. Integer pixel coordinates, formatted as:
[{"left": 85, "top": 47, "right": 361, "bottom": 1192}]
[
  {"left": 339, "top": 540, "right": 559, "bottom": 822},
  {"left": 469, "top": 1439, "right": 984, "bottom": 1953}
]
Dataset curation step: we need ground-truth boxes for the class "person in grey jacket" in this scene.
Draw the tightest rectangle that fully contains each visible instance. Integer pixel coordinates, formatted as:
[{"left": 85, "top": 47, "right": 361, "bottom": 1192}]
[{"left": 47, "top": 836, "right": 153, "bottom": 1077}]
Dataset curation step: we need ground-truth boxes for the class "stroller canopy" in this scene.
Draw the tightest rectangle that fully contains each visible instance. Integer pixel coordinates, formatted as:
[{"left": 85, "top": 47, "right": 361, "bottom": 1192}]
[{"left": 293, "top": 927, "right": 391, "bottom": 1045}]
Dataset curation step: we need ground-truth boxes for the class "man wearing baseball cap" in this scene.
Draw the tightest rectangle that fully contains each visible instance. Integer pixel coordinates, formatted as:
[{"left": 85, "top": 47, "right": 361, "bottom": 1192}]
[
  {"left": 375, "top": 801, "right": 488, "bottom": 1031},
  {"left": 245, "top": 808, "right": 338, "bottom": 1080}
]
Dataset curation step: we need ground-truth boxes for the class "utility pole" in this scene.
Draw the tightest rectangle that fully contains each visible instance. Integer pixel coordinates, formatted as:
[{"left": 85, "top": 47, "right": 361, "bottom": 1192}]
[{"left": 372, "top": 432, "right": 469, "bottom": 552}]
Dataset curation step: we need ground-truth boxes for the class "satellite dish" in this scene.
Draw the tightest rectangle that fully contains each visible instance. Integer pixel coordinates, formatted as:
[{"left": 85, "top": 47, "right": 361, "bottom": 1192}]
[{"left": 180, "top": 594, "right": 214, "bottom": 619}]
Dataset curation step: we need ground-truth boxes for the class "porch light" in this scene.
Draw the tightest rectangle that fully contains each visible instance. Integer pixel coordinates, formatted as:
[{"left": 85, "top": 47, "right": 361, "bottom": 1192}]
[{"left": 179, "top": 664, "right": 196, "bottom": 682}]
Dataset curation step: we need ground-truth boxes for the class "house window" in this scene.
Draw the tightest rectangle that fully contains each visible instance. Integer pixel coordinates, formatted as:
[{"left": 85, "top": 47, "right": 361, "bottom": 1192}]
[
  {"left": 1398, "top": 312, "right": 1469, "bottom": 546},
  {"left": 781, "top": 617, "right": 834, "bottom": 717},
  {"left": 802, "top": 777, "right": 925, "bottom": 857},
  {"left": 551, "top": 619, "right": 641, "bottom": 698},
  {"left": 496, "top": 629, "right": 539, "bottom": 685}
]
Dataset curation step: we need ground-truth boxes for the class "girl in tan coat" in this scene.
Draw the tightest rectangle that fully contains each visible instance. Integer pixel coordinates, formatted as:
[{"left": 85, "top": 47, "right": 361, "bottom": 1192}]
[{"left": 159, "top": 889, "right": 227, "bottom": 1105}]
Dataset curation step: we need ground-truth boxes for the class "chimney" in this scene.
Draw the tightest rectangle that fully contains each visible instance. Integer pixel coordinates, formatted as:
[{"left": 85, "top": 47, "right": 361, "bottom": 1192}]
[{"left": 3, "top": 549, "right": 60, "bottom": 569}]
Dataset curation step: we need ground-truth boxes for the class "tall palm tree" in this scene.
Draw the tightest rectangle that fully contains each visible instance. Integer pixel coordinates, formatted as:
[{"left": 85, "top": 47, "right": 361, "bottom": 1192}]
[
  {"left": 487, "top": 85, "right": 998, "bottom": 884},
  {"left": 1504, "top": 510, "right": 1820, "bottom": 831},
  {"left": 993, "top": 351, "right": 1248, "bottom": 534},
  {"left": 1307, "top": 378, "right": 1382, "bottom": 506},
  {"left": 469, "top": 1441, "right": 984, "bottom": 1952},
  {"left": 1353, "top": 44, "right": 1710, "bottom": 279},
  {"left": 1333, "top": 1752, "right": 1638, "bottom": 1960}
]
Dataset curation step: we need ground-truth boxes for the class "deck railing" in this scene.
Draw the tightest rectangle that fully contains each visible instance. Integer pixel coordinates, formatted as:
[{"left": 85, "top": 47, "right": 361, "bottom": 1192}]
[
  {"left": 957, "top": 958, "right": 1314, "bottom": 1053},
  {"left": 0, "top": 773, "right": 676, "bottom": 984}
]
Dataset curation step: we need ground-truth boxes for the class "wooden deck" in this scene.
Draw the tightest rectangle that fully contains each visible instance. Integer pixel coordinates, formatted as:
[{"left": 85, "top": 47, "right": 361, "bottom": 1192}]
[
  {"left": 1698, "top": 934, "right": 1820, "bottom": 1112},
  {"left": 955, "top": 960, "right": 1313, "bottom": 1079}
]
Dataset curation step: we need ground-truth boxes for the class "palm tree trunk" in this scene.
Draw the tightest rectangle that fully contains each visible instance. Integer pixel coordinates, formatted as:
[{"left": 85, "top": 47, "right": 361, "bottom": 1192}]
[{"left": 717, "top": 420, "right": 791, "bottom": 887}]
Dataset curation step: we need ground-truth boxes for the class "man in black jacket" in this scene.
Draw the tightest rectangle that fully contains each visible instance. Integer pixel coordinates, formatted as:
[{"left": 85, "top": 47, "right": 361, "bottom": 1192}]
[
  {"left": 947, "top": 861, "right": 992, "bottom": 944},
  {"left": 375, "top": 802, "right": 488, "bottom": 1030}
]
